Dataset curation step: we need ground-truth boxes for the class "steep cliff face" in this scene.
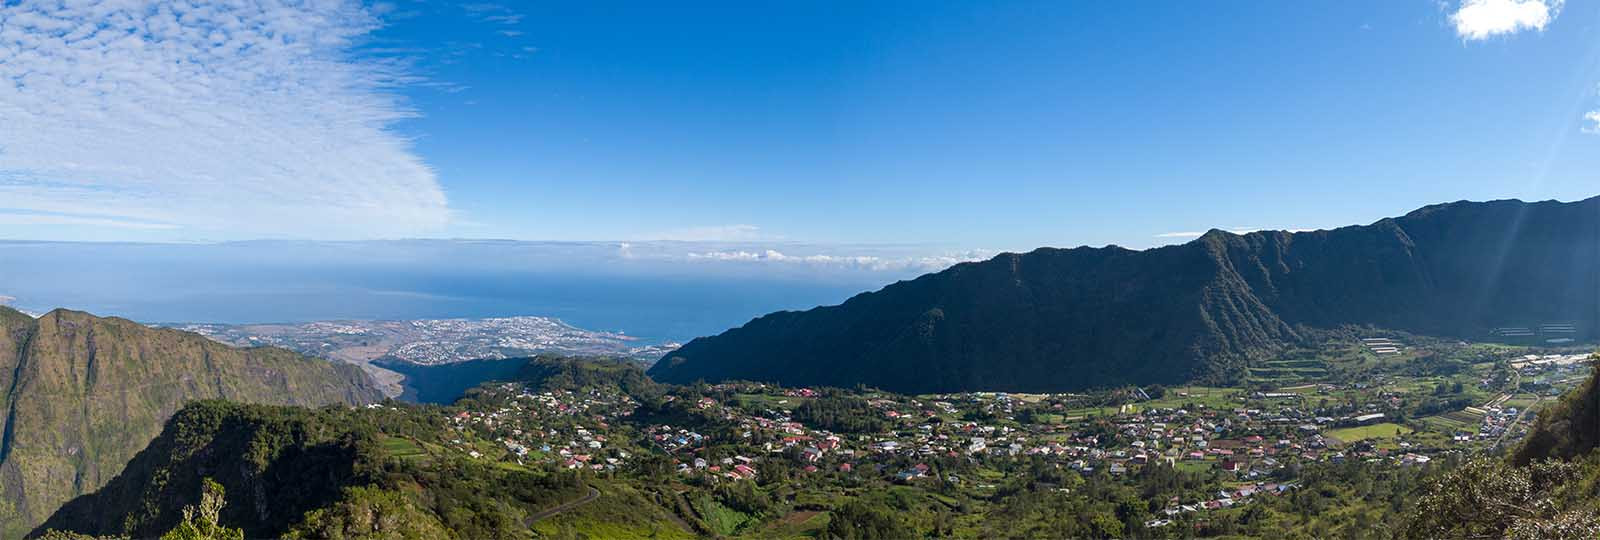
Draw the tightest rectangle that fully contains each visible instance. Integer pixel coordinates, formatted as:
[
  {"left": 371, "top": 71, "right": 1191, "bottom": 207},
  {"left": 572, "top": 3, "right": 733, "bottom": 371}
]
[
  {"left": 651, "top": 197, "right": 1600, "bottom": 393},
  {"left": 0, "top": 307, "right": 383, "bottom": 538}
]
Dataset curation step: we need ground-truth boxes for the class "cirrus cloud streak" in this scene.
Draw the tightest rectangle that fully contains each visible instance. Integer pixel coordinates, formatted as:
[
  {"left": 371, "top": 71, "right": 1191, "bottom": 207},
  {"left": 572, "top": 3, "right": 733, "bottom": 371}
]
[
  {"left": 0, "top": 0, "right": 450, "bottom": 239},
  {"left": 683, "top": 248, "right": 995, "bottom": 273}
]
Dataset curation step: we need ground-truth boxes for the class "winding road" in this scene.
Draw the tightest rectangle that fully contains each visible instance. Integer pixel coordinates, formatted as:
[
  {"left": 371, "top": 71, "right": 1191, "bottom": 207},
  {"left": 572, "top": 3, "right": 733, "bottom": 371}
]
[{"left": 525, "top": 486, "right": 602, "bottom": 525}]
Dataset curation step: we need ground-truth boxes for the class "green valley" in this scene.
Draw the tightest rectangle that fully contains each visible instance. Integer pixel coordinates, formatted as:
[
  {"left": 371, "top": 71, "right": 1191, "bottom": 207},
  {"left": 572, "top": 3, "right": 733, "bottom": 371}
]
[{"left": 30, "top": 345, "right": 1599, "bottom": 539}]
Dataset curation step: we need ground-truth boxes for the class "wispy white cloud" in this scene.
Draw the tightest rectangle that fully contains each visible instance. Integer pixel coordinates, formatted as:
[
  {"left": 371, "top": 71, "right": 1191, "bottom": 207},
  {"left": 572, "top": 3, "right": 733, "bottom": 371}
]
[
  {"left": 0, "top": 210, "right": 178, "bottom": 230},
  {"left": 1584, "top": 85, "right": 1600, "bottom": 134},
  {"left": 1155, "top": 231, "right": 1207, "bottom": 239},
  {"left": 461, "top": 3, "right": 525, "bottom": 26},
  {"left": 684, "top": 248, "right": 995, "bottom": 273},
  {"left": 1449, "top": 0, "right": 1563, "bottom": 40},
  {"left": 610, "top": 239, "right": 992, "bottom": 274},
  {"left": 645, "top": 224, "right": 767, "bottom": 242},
  {"left": 0, "top": 0, "right": 449, "bottom": 239}
]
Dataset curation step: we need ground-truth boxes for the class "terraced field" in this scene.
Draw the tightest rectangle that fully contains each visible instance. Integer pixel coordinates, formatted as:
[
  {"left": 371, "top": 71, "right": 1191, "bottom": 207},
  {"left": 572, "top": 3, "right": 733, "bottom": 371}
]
[
  {"left": 1419, "top": 409, "right": 1485, "bottom": 432},
  {"left": 1248, "top": 358, "right": 1330, "bottom": 383}
]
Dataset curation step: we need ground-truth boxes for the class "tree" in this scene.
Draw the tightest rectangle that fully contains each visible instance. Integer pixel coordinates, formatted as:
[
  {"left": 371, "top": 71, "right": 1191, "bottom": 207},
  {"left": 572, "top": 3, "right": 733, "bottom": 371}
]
[
  {"left": 283, "top": 486, "right": 450, "bottom": 540},
  {"left": 825, "top": 501, "right": 910, "bottom": 540},
  {"left": 1402, "top": 458, "right": 1600, "bottom": 540},
  {"left": 1147, "top": 385, "right": 1168, "bottom": 400},
  {"left": 1087, "top": 512, "right": 1125, "bottom": 539},
  {"left": 161, "top": 479, "right": 244, "bottom": 540}
]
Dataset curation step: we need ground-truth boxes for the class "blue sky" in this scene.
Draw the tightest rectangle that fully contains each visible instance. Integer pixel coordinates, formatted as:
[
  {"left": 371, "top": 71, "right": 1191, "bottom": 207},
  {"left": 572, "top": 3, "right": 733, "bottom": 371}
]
[{"left": 2, "top": 0, "right": 1599, "bottom": 253}]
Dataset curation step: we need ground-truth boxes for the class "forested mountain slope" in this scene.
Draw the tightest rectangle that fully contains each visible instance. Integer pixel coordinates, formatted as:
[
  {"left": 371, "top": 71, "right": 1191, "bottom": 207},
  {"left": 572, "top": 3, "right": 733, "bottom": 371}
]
[{"left": 652, "top": 197, "right": 1600, "bottom": 393}]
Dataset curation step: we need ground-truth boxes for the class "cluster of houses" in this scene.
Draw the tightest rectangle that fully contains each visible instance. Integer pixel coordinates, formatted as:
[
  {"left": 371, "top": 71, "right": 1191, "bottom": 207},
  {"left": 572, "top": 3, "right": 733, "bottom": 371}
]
[
  {"left": 1470, "top": 404, "right": 1524, "bottom": 441},
  {"left": 444, "top": 383, "right": 640, "bottom": 472},
  {"left": 646, "top": 393, "right": 852, "bottom": 479},
  {"left": 635, "top": 386, "right": 1378, "bottom": 487},
  {"left": 426, "top": 354, "right": 1582, "bottom": 520},
  {"left": 677, "top": 453, "right": 761, "bottom": 479},
  {"left": 1038, "top": 404, "right": 1344, "bottom": 479},
  {"left": 634, "top": 380, "right": 1502, "bottom": 491},
  {"left": 1145, "top": 482, "right": 1301, "bottom": 528}
]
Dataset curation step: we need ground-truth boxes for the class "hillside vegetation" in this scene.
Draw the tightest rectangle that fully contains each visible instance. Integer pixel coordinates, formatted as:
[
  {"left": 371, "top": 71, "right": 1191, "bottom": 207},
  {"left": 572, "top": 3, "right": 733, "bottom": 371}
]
[
  {"left": 1400, "top": 359, "right": 1600, "bottom": 539},
  {"left": 1515, "top": 361, "right": 1600, "bottom": 465},
  {"left": 33, "top": 400, "right": 589, "bottom": 539},
  {"left": 379, "top": 355, "right": 659, "bottom": 404}
]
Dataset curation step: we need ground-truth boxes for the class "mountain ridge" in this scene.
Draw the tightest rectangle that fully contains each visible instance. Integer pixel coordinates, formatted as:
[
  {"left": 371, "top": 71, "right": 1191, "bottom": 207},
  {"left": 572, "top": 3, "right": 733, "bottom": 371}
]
[
  {"left": 0, "top": 306, "right": 385, "bottom": 538},
  {"left": 650, "top": 196, "right": 1600, "bottom": 393}
]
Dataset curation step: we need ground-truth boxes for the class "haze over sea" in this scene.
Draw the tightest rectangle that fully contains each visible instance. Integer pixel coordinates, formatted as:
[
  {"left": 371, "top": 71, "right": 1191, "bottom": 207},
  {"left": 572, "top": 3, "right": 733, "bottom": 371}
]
[{"left": 0, "top": 240, "right": 986, "bottom": 343}]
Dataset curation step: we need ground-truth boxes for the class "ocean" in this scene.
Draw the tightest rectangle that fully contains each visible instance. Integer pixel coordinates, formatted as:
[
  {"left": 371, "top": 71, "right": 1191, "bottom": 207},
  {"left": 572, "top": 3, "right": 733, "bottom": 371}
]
[{"left": 0, "top": 240, "right": 954, "bottom": 343}]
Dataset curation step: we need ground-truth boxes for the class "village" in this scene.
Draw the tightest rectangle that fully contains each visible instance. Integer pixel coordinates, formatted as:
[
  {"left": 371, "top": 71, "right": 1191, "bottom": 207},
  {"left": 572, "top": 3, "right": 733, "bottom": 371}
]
[{"left": 423, "top": 344, "right": 1594, "bottom": 529}]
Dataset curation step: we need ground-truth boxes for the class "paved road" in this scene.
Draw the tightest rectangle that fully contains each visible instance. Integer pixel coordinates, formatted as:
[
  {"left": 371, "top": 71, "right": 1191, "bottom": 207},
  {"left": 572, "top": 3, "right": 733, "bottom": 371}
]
[
  {"left": 1493, "top": 395, "right": 1543, "bottom": 449},
  {"left": 526, "top": 486, "right": 601, "bottom": 525}
]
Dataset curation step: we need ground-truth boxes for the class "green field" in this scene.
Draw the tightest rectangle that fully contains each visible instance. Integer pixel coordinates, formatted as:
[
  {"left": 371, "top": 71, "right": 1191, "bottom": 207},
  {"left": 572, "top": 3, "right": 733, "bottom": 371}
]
[
  {"left": 1147, "top": 386, "right": 1239, "bottom": 409},
  {"left": 691, "top": 494, "right": 753, "bottom": 536},
  {"left": 1419, "top": 408, "right": 1485, "bottom": 433},
  {"left": 1503, "top": 394, "right": 1539, "bottom": 410},
  {"left": 1061, "top": 406, "right": 1121, "bottom": 418},
  {"left": 733, "top": 393, "right": 812, "bottom": 411},
  {"left": 1326, "top": 423, "right": 1413, "bottom": 443},
  {"left": 1419, "top": 415, "right": 1469, "bottom": 431},
  {"left": 749, "top": 510, "right": 829, "bottom": 539},
  {"left": 378, "top": 436, "right": 429, "bottom": 460},
  {"left": 1031, "top": 413, "right": 1066, "bottom": 424},
  {"left": 532, "top": 483, "right": 698, "bottom": 540}
]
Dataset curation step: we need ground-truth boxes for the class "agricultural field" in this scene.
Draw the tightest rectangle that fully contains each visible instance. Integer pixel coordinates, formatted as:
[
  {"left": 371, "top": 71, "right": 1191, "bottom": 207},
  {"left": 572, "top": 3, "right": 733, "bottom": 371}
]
[
  {"left": 732, "top": 392, "right": 812, "bottom": 411},
  {"left": 1418, "top": 409, "right": 1485, "bottom": 433},
  {"left": 1147, "top": 386, "right": 1239, "bottom": 409},
  {"left": 378, "top": 435, "right": 430, "bottom": 461},
  {"left": 1326, "top": 423, "right": 1413, "bottom": 443}
]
